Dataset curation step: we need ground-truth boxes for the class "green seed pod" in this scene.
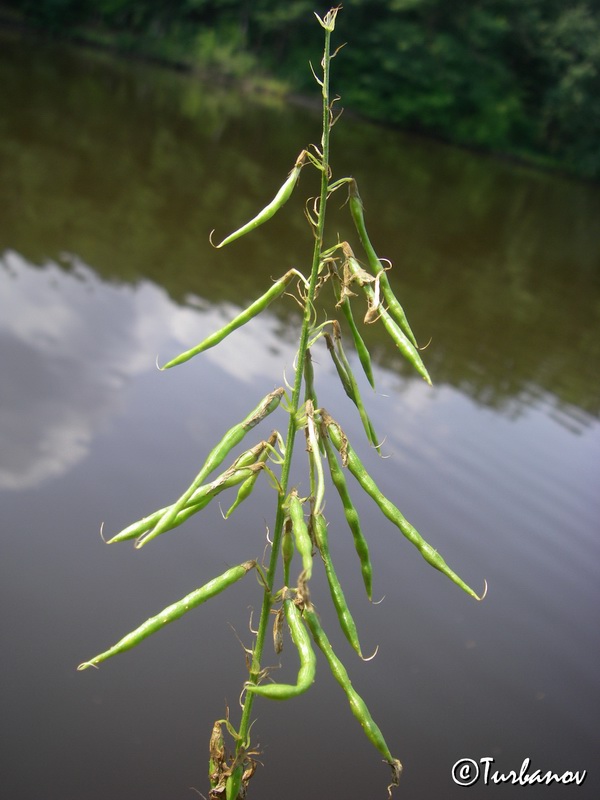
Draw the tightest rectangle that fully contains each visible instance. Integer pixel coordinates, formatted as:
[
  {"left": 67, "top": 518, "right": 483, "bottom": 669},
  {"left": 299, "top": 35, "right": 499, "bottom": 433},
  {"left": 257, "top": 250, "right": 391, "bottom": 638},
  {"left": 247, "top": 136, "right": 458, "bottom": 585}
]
[
  {"left": 326, "top": 415, "right": 482, "bottom": 601},
  {"left": 224, "top": 432, "right": 277, "bottom": 518},
  {"left": 324, "top": 323, "right": 379, "bottom": 449},
  {"left": 324, "top": 331, "right": 354, "bottom": 398},
  {"left": 344, "top": 253, "right": 431, "bottom": 385},
  {"left": 377, "top": 305, "right": 431, "bottom": 386},
  {"left": 213, "top": 151, "right": 307, "bottom": 248},
  {"left": 348, "top": 179, "right": 418, "bottom": 349},
  {"left": 320, "top": 430, "right": 373, "bottom": 600},
  {"left": 281, "top": 517, "right": 294, "bottom": 587},
  {"left": 226, "top": 764, "right": 243, "bottom": 800},
  {"left": 337, "top": 292, "right": 375, "bottom": 389},
  {"left": 143, "top": 388, "right": 284, "bottom": 545},
  {"left": 246, "top": 597, "right": 316, "bottom": 699},
  {"left": 288, "top": 490, "right": 313, "bottom": 580},
  {"left": 77, "top": 561, "right": 256, "bottom": 670},
  {"left": 311, "top": 513, "right": 363, "bottom": 657},
  {"left": 304, "top": 604, "right": 402, "bottom": 792},
  {"left": 303, "top": 348, "right": 318, "bottom": 406},
  {"left": 272, "top": 606, "right": 284, "bottom": 655},
  {"left": 161, "top": 271, "right": 299, "bottom": 369},
  {"left": 108, "top": 440, "right": 269, "bottom": 544}
]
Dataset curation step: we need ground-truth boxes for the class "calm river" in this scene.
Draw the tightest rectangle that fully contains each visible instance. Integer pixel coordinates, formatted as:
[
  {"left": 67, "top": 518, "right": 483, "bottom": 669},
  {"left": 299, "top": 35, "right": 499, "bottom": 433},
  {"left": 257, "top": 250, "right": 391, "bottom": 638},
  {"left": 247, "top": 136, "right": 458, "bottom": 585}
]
[{"left": 1, "top": 28, "right": 599, "bottom": 800}]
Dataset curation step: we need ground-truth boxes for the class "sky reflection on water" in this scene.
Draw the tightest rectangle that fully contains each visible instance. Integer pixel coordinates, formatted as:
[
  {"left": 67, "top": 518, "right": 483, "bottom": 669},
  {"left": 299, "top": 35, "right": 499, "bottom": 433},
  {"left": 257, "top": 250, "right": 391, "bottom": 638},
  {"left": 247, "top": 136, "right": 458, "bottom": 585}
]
[
  {"left": 1, "top": 248, "right": 598, "bottom": 800},
  {"left": 1, "top": 30, "right": 599, "bottom": 800}
]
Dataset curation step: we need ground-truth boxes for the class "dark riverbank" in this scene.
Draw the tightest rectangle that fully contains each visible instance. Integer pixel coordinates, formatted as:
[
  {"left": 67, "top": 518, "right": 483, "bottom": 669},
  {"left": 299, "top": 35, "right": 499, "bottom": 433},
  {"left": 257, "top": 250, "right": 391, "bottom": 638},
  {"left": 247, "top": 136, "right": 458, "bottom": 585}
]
[{"left": 2, "top": 0, "right": 599, "bottom": 181}]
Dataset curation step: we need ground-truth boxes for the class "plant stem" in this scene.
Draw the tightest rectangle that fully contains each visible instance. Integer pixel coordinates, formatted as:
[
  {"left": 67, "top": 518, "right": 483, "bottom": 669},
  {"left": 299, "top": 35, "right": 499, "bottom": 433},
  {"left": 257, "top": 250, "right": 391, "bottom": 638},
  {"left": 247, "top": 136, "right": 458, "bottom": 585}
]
[{"left": 234, "top": 11, "right": 335, "bottom": 776}]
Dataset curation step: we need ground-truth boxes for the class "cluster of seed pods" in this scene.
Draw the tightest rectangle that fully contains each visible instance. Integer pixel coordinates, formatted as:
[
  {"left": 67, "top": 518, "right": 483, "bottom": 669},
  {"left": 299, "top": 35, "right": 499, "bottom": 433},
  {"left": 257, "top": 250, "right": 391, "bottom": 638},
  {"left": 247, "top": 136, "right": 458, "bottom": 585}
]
[{"left": 79, "top": 9, "right": 484, "bottom": 799}]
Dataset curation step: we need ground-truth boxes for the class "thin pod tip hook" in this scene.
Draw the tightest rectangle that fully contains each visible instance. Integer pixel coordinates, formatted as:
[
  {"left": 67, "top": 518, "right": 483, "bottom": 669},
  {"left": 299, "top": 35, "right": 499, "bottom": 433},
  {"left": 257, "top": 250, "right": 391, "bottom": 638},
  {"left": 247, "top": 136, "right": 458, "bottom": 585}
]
[
  {"left": 261, "top": 533, "right": 272, "bottom": 572},
  {"left": 77, "top": 660, "right": 99, "bottom": 671},
  {"left": 477, "top": 579, "right": 489, "bottom": 602},
  {"left": 265, "top": 524, "right": 273, "bottom": 546},
  {"left": 370, "top": 432, "right": 389, "bottom": 457},
  {"left": 361, "top": 643, "right": 380, "bottom": 663},
  {"left": 247, "top": 608, "right": 259, "bottom": 636},
  {"left": 282, "top": 365, "right": 294, "bottom": 393},
  {"left": 133, "top": 534, "right": 147, "bottom": 550}
]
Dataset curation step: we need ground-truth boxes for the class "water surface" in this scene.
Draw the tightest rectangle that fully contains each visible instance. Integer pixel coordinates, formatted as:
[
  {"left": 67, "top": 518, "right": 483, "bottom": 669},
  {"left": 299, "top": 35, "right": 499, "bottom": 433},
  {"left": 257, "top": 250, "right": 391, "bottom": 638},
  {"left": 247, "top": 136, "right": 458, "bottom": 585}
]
[{"left": 1, "top": 31, "right": 599, "bottom": 800}]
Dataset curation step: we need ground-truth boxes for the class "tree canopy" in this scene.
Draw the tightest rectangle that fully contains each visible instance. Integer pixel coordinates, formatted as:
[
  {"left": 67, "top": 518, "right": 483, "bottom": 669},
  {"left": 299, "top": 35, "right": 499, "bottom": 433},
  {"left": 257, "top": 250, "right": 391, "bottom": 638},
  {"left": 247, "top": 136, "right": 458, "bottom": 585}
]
[{"left": 4, "top": 0, "right": 600, "bottom": 178}]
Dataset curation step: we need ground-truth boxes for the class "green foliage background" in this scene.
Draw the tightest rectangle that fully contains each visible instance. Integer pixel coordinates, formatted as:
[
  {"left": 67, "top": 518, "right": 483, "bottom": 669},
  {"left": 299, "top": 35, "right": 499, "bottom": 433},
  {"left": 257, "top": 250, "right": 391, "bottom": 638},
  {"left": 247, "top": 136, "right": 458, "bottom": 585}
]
[{"left": 3, "top": 0, "right": 599, "bottom": 179}]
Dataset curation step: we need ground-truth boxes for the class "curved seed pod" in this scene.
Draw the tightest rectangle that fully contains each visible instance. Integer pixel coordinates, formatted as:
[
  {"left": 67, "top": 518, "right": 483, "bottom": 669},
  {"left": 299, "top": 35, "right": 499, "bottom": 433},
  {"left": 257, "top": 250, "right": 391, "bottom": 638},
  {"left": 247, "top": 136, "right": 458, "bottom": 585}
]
[
  {"left": 311, "top": 513, "right": 363, "bottom": 657},
  {"left": 348, "top": 179, "right": 417, "bottom": 349},
  {"left": 325, "top": 415, "right": 482, "bottom": 601},
  {"left": 77, "top": 561, "right": 256, "bottom": 670},
  {"left": 320, "top": 430, "right": 373, "bottom": 600},
  {"left": 344, "top": 254, "right": 431, "bottom": 385},
  {"left": 245, "top": 598, "right": 316, "bottom": 699},
  {"left": 162, "top": 271, "right": 298, "bottom": 369},
  {"left": 288, "top": 490, "right": 313, "bottom": 580},
  {"left": 303, "top": 604, "right": 402, "bottom": 795},
  {"left": 213, "top": 151, "right": 307, "bottom": 248},
  {"left": 143, "top": 388, "right": 284, "bottom": 546}
]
